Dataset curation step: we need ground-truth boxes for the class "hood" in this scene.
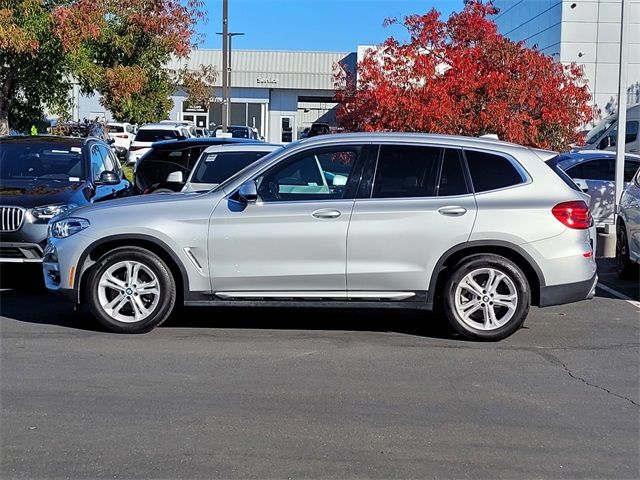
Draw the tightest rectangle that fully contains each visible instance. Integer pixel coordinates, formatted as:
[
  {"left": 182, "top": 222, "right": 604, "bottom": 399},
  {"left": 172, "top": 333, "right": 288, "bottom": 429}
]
[
  {"left": 63, "top": 190, "right": 208, "bottom": 218},
  {"left": 0, "top": 178, "right": 85, "bottom": 208}
]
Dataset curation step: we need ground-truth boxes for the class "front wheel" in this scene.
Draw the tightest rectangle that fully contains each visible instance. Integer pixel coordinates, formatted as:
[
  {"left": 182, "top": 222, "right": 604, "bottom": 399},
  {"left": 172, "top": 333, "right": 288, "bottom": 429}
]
[
  {"left": 616, "top": 224, "right": 637, "bottom": 280},
  {"left": 442, "top": 254, "right": 531, "bottom": 341},
  {"left": 86, "top": 247, "right": 177, "bottom": 333}
]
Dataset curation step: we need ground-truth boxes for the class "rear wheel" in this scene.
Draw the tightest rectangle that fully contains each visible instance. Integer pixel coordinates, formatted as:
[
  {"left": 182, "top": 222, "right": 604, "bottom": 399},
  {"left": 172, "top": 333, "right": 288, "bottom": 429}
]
[
  {"left": 87, "top": 247, "right": 176, "bottom": 333},
  {"left": 616, "top": 223, "right": 637, "bottom": 279},
  {"left": 442, "top": 254, "right": 530, "bottom": 341}
]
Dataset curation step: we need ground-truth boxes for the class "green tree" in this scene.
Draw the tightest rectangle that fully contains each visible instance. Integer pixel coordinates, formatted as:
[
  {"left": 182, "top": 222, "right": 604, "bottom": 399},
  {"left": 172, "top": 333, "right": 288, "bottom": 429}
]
[{"left": 0, "top": 0, "right": 71, "bottom": 134}]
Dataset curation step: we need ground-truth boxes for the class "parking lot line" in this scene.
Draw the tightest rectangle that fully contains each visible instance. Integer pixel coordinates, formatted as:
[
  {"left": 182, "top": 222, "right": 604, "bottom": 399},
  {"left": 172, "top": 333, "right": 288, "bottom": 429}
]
[{"left": 597, "top": 282, "right": 640, "bottom": 311}]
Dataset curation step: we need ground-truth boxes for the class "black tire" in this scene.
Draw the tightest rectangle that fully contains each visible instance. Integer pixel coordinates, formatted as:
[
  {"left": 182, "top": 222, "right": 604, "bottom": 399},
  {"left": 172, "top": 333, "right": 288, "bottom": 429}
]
[
  {"left": 86, "top": 247, "right": 176, "bottom": 333},
  {"left": 442, "top": 254, "right": 531, "bottom": 341},
  {"left": 616, "top": 223, "right": 638, "bottom": 280}
]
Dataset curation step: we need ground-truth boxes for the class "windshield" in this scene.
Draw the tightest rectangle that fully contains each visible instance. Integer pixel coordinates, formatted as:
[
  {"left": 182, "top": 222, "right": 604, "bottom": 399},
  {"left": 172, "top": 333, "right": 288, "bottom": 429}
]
[
  {"left": 585, "top": 114, "right": 616, "bottom": 145},
  {"left": 192, "top": 151, "right": 274, "bottom": 184},
  {"left": 135, "top": 129, "right": 179, "bottom": 142},
  {"left": 0, "top": 142, "right": 84, "bottom": 180}
]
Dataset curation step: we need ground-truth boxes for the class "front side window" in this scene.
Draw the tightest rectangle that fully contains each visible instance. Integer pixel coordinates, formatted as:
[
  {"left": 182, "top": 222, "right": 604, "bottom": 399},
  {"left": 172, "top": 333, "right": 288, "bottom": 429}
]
[
  {"left": 372, "top": 145, "right": 440, "bottom": 198},
  {"left": 256, "top": 147, "right": 360, "bottom": 202},
  {"left": 465, "top": 150, "right": 526, "bottom": 192},
  {"left": 91, "top": 146, "right": 107, "bottom": 181}
]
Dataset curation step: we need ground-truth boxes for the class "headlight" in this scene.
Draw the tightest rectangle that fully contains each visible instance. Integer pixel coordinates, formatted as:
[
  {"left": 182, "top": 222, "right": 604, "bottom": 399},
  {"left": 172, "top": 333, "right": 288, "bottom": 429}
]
[
  {"left": 50, "top": 217, "right": 90, "bottom": 238},
  {"left": 30, "top": 203, "right": 78, "bottom": 221}
]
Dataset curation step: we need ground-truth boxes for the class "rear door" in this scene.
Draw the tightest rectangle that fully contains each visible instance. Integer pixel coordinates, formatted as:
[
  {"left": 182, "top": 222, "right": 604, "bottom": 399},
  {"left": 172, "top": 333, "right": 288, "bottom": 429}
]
[{"left": 346, "top": 145, "right": 477, "bottom": 296}]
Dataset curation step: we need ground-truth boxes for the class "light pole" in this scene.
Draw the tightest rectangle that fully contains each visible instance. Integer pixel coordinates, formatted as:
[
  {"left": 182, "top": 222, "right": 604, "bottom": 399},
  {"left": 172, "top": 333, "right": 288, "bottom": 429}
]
[
  {"left": 614, "top": 0, "right": 630, "bottom": 221},
  {"left": 220, "top": 0, "right": 228, "bottom": 133},
  {"left": 217, "top": 31, "right": 244, "bottom": 130}
]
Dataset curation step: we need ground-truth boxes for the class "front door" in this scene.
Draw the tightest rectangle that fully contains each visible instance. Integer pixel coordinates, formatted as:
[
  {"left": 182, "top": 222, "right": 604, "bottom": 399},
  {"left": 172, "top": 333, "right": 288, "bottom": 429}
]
[
  {"left": 209, "top": 145, "right": 366, "bottom": 294},
  {"left": 347, "top": 145, "right": 477, "bottom": 294}
]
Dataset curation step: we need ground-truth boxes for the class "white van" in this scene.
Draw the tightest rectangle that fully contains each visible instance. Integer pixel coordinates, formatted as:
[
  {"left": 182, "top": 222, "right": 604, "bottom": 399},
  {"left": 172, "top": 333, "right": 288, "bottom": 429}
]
[{"left": 577, "top": 104, "right": 640, "bottom": 154}]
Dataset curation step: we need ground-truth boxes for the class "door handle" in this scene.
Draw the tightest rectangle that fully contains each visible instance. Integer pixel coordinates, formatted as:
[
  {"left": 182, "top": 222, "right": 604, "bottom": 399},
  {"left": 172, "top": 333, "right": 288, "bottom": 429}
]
[
  {"left": 312, "top": 209, "right": 342, "bottom": 219},
  {"left": 438, "top": 206, "right": 467, "bottom": 216}
]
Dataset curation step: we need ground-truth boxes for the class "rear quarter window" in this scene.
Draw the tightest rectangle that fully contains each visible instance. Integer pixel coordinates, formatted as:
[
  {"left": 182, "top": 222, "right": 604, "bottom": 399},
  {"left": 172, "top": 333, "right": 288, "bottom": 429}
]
[{"left": 464, "top": 150, "right": 526, "bottom": 192}]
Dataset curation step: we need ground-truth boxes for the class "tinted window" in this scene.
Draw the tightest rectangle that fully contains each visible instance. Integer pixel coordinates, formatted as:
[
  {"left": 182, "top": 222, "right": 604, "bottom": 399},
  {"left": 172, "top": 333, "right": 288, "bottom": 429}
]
[
  {"left": 107, "top": 125, "right": 124, "bottom": 133},
  {"left": 566, "top": 159, "right": 614, "bottom": 181},
  {"left": 136, "top": 148, "right": 191, "bottom": 187},
  {"left": 257, "top": 148, "right": 360, "bottom": 202},
  {"left": 373, "top": 146, "right": 440, "bottom": 198},
  {"left": 609, "top": 121, "right": 639, "bottom": 144},
  {"left": 135, "top": 129, "right": 178, "bottom": 142},
  {"left": 438, "top": 149, "right": 468, "bottom": 196},
  {"left": 192, "top": 151, "right": 272, "bottom": 184},
  {"left": 625, "top": 160, "right": 640, "bottom": 182},
  {"left": 465, "top": 150, "right": 526, "bottom": 192}
]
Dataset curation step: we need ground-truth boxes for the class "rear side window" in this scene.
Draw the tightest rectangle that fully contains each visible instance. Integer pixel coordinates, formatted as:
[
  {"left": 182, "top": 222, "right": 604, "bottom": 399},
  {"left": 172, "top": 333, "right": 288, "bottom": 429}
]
[
  {"left": 465, "top": 150, "right": 526, "bottom": 192},
  {"left": 107, "top": 125, "right": 124, "bottom": 133},
  {"left": 373, "top": 145, "right": 440, "bottom": 198},
  {"left": 135, "top": 129, "right": 178, "bottom": 142}
]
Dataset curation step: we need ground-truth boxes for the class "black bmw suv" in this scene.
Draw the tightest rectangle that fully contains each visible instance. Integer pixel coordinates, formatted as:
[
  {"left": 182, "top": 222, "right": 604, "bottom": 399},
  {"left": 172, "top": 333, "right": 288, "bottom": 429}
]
[{"left": 0, "top": 136, "right": 132, "bottom": 264}]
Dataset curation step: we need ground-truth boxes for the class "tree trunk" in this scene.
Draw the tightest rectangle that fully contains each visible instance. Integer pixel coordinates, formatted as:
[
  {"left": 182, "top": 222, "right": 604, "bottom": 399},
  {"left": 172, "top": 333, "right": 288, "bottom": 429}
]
[{"left": 0, "top": 72, "right": 14, "bottom": 135}]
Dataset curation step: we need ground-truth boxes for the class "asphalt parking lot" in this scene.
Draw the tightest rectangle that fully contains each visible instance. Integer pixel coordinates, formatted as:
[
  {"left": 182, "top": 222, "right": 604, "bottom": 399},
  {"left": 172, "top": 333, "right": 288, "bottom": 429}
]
[{"left": 1, "top": 261, "right": 638, "bottom": 479}]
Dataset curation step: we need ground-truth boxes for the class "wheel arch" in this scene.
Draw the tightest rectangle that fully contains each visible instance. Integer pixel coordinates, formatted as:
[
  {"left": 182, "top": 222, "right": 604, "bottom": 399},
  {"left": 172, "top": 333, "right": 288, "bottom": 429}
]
[
  {"left": 428, "top": 241, "right": 546, "bottom": 308},
  {"left": 75, "top": 234, "right": 189, "bottom": 304}
]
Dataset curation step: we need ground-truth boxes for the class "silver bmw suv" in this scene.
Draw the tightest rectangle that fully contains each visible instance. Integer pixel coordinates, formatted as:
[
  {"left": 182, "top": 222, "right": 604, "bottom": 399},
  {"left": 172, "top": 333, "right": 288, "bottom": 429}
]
[{"left": 43, "top": 133, "right": 597, "bottom": 340}]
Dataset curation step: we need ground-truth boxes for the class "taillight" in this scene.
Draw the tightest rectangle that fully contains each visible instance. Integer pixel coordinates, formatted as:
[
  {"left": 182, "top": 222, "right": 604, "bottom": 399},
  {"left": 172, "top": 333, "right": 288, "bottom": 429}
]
[
  {"left": 129, "top": 145, "right": 143, "bottom": 151},
  {"left": 116, "top": 134, "right": 129, "bottom": 139},
  {"left": 552, "top": 201, "right": 592, "bottom": 229}
]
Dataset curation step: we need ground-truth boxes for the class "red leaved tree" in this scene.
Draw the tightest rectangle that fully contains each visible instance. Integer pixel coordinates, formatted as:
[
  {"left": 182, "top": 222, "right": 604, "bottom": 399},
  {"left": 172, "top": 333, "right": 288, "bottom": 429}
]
[{"left": 335, "top": 2, "right": 592, "bottom": 151}]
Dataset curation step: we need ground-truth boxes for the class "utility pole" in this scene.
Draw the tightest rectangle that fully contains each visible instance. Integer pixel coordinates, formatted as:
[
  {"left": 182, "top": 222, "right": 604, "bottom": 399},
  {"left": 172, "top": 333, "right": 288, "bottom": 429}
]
[
  {"left": 614, "top": 0, "right": 629, "bottom": 219},
  {"left": 221, "top": 0, "right": 228, "bottom": 133}
]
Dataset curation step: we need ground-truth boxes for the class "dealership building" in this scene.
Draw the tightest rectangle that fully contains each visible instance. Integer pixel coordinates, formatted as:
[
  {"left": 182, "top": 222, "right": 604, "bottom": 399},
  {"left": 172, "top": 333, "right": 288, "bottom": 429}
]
[
  {"left": 491, "top": 0, "right": 640, "bottom": 116},
  {"left": 74, "top": 49, "right": 356, "bottom": 144}
]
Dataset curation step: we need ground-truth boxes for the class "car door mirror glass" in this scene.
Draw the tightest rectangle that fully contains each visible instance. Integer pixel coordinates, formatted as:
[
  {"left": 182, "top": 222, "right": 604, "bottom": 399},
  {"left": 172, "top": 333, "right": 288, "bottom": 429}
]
[
  {"left": 166, "top": 171, "right": 184, "bottom": 183},
  {"left": 98, "top": 171, "right": 120, "bottom": 185},
  {"left": 238, "top": 180, "right": 258, "bottom": 203}
]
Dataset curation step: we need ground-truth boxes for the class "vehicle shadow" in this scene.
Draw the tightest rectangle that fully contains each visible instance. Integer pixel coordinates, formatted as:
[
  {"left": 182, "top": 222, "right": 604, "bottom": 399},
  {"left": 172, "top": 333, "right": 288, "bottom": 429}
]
[
  {"left": 0, "top": 286, "right": 462, "bottom": 340},
  {"left": 163, "top": 305, "right": 462, "bottom": 340}
]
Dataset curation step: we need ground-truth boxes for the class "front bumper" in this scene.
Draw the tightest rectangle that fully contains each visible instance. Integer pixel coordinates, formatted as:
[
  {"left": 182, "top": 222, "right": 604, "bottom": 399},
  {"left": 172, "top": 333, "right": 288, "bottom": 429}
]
[
  {"left": 539, "top": 273, "right": 598, "bottom": 307},
  {"left": 1, "top": 222, "right": 48, "bottom": 263}
]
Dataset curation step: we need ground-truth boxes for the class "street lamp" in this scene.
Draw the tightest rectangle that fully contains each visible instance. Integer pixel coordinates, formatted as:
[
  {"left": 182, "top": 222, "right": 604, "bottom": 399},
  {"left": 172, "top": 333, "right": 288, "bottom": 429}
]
[{"left": 216, "top": 31, "right": 245, "bottom": 131}]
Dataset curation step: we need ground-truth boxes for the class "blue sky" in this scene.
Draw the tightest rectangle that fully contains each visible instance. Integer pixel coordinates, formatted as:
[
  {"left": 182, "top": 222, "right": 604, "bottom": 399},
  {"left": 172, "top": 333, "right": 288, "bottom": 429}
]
[{"left": 196, "top": 0, "right": 462, "bottom": 52}]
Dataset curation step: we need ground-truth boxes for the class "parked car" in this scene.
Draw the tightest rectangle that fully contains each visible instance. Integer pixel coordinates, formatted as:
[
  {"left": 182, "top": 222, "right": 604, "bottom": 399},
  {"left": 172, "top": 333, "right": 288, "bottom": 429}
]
[
  {"left": 550, "top": 151, "right": 640, "bottom": 228},
  {"left": 159, "top": 120, "right": 197, "bottom": 138},
  {"left": 306, "top": 122, "right": 331, "bottom": 138},
  {"left": 195, "top": 127, "right": 211, "bottom": 138},
  {"left": 127, "top": 124, "right": 192, "bottom": 166},
  {"left": 214, "top": 125, "right": 261, "bottom": 140},
  {"left": 616, "top": 166, "right": 640, "bottom": 279},
  {"left": 0, "top": 135, "right": 132, "bottom": 265},
  {"left": 107, "top": 122, "right": 135, "bottom": 162},
  {"left": 574, "top": 104, "right": 639, "bottom": 154},
  {"left": 134, "top": 137, "right": 260, "bottom": 194},
  {"left": 181, "top": 144, "right": 283, "bottom": 193},
  {"left": 43, "top": 133, "right": 597, "bottom": 340}
]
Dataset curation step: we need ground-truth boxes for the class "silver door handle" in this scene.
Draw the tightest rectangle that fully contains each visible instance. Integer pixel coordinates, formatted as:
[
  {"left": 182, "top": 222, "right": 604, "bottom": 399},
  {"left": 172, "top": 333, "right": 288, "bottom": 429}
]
[
  {"left": 438, "top": 206, "right": 467, "bottom": 216},
  {"left": 312, "top": 209, "right": 342, "bottom": 219}
]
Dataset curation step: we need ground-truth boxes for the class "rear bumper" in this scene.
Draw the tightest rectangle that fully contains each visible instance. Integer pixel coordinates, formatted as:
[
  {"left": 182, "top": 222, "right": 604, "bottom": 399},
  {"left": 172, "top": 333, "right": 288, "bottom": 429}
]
[{"left": 539, "top": 273, "right": 598, "bottom": 307}]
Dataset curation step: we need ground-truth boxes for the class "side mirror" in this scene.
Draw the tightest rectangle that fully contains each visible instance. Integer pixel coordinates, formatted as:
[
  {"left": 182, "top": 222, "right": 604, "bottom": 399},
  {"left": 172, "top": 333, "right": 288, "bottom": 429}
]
[
  {"left": 98, "top": 171, "right": 120, "bottom": 185},
  {"left": 166, "top": 171, "right": 184, "bottom": 183},
  {"left": 238, "top": 180, "right": 258, "bottom": 203}
]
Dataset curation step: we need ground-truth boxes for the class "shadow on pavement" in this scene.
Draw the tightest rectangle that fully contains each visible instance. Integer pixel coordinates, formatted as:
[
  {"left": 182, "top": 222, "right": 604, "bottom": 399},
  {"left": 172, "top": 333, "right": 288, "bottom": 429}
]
[
  {"left": 595, "top": 258, "right": 639, "bottom": 301},
  {"left": 0, "top": 286, "right": 462, "bottom": 340}
]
